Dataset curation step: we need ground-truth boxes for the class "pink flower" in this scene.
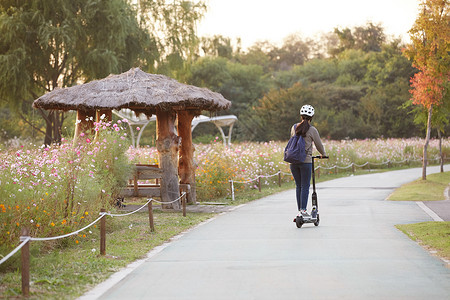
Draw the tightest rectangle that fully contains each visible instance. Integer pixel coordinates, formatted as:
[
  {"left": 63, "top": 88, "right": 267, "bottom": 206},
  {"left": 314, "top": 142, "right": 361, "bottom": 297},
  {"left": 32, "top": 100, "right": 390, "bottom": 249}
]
[
  {"left": 136, "top": 127, "right": 140, "bottom": 131},
  {"left": 86, "top": 138, "right": 91, "bottom": 143}
]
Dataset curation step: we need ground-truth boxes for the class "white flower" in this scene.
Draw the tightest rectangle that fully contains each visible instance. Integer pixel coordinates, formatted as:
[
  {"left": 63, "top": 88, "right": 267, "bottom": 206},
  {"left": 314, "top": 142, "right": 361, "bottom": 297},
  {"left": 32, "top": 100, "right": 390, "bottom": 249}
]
[{"left": 91, "top": 248, "right": 96, "bottom": 253}]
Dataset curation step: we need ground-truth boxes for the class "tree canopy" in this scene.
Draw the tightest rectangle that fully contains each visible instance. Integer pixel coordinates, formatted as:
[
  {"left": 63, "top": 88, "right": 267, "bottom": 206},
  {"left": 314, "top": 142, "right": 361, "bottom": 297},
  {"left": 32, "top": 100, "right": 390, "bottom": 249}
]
[{"left": 0, "top": 1, "right": 448, "bottom": 145}]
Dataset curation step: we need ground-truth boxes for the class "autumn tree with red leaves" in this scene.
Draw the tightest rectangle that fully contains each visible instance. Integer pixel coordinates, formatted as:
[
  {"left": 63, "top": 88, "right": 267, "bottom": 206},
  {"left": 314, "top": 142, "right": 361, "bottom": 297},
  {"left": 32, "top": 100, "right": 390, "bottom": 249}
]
[{"left": 403, "top": 0, "right": 449, "bottom": 180}]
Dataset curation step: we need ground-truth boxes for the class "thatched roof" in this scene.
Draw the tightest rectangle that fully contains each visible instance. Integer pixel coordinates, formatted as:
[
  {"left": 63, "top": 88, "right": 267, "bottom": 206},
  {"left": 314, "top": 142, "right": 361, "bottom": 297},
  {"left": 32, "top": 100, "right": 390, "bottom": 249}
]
[{"left": 33, "top": 68, "right": 231, "bottom": 114}]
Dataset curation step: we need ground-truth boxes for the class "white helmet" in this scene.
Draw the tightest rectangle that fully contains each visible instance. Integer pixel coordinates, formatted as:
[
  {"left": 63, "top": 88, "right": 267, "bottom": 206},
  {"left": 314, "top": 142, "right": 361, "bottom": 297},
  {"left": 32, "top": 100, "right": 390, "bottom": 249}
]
[{"left": 300, "top": 104, "right": 314, "bottom": 117}]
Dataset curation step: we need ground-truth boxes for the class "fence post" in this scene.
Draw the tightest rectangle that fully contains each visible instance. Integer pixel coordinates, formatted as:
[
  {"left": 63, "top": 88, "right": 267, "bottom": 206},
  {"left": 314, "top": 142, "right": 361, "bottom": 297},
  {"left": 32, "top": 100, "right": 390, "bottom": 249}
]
[
  {"left": 148, "top": 200, "right": 155, "bottom": 232},
  {"left": 230, "top": 180, "right": 235, "bottom": 202},
  {"left": 20, "top": 228, "right": 30, "bottom": 298},
  {"left": 182, "top": 193, "right": 187, "bottom": 217},
  {"left": 278, "top": 171, "right": 281, "bottom": 187},
  {"left": 100, "top": 209, "right": 106, "bottom": 255},
  {"left": 335, "top": 166, "right": 338, "bottom": 174},
  {"left": 352, "top": 163, "right": 355, "bottom": 174},
  {"left": 368, "top": 163, "right": 371, "bottom": 172},
  {"left": 258, "top": 175, "right": 261, "bottom": 192}
]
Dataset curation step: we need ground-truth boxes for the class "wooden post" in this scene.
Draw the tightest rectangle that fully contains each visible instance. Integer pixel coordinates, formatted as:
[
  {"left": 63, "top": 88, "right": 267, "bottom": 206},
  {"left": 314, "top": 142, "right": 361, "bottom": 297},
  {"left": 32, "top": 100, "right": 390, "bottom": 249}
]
[
  {"left": 100, "top": 209, "right": 106, "bottom": 255},
  {"left": 20, "top": 228, "right": 30, "bottom": 298},
  {"left": 156, "top": 110, "right": 181, "bottom": 210},
  {"left": 177, "top": 110, "right": 198, "bottom": 204},
  {"left": 95, "top": 109, "right": 113, "bottom": 141},
  {"left": 182, "top": 193, "right": 186, "bottom": 217},
  {"left": 352, "top": 163, "right": 355, "bottom": 174},
  {"left": 335, "top": 166, "right": 338, "bottom": 174},
  {"left": 148, "top": 201, "right": 155, "bottom": 232},
  {"left": 133, "top": 169, "right": 138, "bottom": 197},
  {"left": 97, "top": 109, "right": 112, "bottom": 123},
  {"left": 278, "top": 170, "right": 281, "bottom": 187},
  {"left": 258, "top": 175, "right": 261, "bottom": 192},
  {"left": 74, "top": 109, "right": 96, "bottom": 144}
]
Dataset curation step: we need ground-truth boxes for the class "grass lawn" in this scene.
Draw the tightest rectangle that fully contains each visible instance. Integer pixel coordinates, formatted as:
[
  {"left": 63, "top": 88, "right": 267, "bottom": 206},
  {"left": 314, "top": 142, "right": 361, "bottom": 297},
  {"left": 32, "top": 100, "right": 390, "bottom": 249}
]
[
  {"left": 388, "top": 171, "right": 450, "bottom": 201},
  {"left": 0, "top": 210, "right": 216, "bottom": 299},
  {"left": 396, "top": 222, "right": 450, "bottom": 261},
  {"left": 391, "top": 171, "right": 450, "bottom": 263}
]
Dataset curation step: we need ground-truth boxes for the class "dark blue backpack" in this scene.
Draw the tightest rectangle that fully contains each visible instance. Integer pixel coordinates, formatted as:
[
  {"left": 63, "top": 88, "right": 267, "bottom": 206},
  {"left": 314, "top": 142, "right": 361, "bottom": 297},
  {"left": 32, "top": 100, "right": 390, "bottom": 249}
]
[{"left": 284, "top": 124, "right": 306, "bottom": 164}]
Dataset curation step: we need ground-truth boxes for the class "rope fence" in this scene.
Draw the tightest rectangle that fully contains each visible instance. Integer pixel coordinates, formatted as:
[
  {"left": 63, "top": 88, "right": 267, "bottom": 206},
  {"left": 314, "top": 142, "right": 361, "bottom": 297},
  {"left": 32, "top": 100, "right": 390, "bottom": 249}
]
[
  {"left": 228, "top": 156, "right": 446, "bottom": 201},
  {"left": 0, "top": 191, "right": 187, "bottom": 297}
]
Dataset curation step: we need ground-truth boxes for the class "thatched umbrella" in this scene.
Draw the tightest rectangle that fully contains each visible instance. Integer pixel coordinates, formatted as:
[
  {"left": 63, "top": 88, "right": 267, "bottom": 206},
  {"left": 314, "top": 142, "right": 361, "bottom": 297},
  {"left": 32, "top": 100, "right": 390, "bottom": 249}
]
[{"left": 33, "top": 68, "right": 231, "bottom": 207}]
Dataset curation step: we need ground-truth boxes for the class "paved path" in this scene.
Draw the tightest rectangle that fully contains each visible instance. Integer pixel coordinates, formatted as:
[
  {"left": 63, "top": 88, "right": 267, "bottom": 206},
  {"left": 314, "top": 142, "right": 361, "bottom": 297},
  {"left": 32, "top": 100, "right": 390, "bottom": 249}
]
[{"left": 80, "top": 166, "right": 450, "bottom": 300}]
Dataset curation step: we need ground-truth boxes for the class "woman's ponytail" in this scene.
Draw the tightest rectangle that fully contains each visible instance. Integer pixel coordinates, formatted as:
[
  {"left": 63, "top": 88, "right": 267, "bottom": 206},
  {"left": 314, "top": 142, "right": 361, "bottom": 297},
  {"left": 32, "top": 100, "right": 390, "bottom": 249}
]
[{"left": 295, "top": 115, "right": 312, "bottom": 137}]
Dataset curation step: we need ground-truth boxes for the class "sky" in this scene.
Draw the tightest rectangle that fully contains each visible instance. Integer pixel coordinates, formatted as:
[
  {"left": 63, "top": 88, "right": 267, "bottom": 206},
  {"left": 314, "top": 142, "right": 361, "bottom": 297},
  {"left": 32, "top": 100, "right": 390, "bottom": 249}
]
[{"left": 197, "top": 0, "right": 422, "bottom": 49}]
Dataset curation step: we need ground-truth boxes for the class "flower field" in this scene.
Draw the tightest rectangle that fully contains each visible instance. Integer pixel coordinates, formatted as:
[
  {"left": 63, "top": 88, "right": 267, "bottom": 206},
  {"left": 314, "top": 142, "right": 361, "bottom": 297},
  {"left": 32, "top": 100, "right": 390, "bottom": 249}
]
[
  {"left": 0, "top": 119, "right": 132, "bottom": 251},
  {"left": 1, "top": 136, "right": 449, "bottom": 252},
  {"left": 131, "top": 138, "right": 450, "bottom": 201}
]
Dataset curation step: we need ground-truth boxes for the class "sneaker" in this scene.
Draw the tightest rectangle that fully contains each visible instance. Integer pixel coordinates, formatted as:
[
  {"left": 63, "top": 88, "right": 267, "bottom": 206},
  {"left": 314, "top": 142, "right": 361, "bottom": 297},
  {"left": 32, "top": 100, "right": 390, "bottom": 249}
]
[{"left": 301, "top": 210, "right": 311, "bottom": 219}]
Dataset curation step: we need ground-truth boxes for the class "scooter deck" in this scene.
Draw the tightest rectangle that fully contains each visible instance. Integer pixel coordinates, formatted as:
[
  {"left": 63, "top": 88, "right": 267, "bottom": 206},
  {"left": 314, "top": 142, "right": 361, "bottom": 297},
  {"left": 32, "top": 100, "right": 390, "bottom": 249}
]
[{"left": 294, "top": 214, "right": 320, "bottom": 228}]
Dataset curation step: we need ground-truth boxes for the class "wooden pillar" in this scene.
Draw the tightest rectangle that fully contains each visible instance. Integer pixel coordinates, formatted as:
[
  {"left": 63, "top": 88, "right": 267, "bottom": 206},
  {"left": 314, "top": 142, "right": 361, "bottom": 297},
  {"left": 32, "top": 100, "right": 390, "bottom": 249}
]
[
  {"left": 97, "top": 109, "right": 112, "bottom": 123},
  {"left": 74, "top": 109, "right": 96, "bottom": 143},
  {"left": 95, "top": 109, "right": 113, "bottom": 141},
  {"left": 156, "top": 110, "right": 181, "bottom": 209},
  {"left": 177, "top": 110, "right": 197, "bottom": 204}
]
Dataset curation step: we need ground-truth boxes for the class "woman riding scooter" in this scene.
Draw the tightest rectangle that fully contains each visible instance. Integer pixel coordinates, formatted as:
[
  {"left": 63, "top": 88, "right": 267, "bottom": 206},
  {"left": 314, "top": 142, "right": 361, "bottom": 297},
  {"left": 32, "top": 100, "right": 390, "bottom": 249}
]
[{"left": 289, "top": 104, "right": 327, "bottom": 220}]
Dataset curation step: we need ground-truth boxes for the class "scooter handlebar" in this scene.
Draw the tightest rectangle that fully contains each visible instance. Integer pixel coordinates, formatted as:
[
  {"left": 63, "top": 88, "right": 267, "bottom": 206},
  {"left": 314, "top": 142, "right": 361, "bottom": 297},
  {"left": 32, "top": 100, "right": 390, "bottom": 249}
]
[{"left": 312, "top": 155, "right": 329, "bottom": 159}]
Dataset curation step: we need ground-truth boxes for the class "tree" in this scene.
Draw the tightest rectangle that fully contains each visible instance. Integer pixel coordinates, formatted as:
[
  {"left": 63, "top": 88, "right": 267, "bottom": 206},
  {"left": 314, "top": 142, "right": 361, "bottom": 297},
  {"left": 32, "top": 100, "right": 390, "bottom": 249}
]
[
  {"left": 403, "top": 0, "right": 449, "bottom": 179},
  {"left": 200, "top": 35, "right": 234, "bottom": 59},
  {"left": 330, "top": 22, "right": 386, "bottom": 56},
  {"left": 137, "top": 0, "right": 207, "bottom": 80},
  {"left": 187, "top": 56, "right": 269, "bottom": 139},
  {"left": 0, "top": 0, "right": 158, "bottom": 145}
]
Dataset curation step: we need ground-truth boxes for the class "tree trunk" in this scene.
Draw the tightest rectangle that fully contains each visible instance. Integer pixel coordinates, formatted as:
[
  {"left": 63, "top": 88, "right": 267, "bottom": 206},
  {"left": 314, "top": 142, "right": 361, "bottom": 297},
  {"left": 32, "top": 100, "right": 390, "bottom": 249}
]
[
  {"left": 156, "top": 110, "right": 181, "bottom": 209},
  {"left": 178, "top": 110, "right": 197, "bottom": 204},
  {"left": 53, "top": 111, "right": 62, "bottom": 144},
  {"left": 422, "top": 104, "right": 433, "bottom": 180},
  {"left": 438, "top": 128, "right": 444, "bottom": 173},
  {"left": 43, "top": 111, "right": 53, "bottom": 146},
  {"left": 43, "top": 111, "right": 63, "bottom": 146}
]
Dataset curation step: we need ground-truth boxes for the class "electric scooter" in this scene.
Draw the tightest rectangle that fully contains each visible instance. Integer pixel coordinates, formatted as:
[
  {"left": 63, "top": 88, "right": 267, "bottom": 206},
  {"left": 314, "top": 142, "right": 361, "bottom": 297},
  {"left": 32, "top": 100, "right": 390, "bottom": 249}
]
[{"left": 294, "top": 155, "right": 329, "bottom": 228}]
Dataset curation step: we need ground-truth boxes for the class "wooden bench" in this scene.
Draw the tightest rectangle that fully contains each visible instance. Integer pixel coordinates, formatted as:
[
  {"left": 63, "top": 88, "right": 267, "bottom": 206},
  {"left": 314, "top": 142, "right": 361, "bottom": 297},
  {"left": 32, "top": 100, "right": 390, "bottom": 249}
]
[{"left": 120, "top": 164, "right": 190, "bottom": 201}]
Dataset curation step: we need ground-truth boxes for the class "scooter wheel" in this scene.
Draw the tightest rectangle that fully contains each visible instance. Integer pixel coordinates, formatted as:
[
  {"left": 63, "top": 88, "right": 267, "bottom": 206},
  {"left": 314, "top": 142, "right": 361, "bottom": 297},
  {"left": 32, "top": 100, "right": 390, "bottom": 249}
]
[
  {"left": 314, "top": 215, "right": 320, "bottom": 226},
  {"left": 296, "top": 216, "right": 304, "bottom": 228}
]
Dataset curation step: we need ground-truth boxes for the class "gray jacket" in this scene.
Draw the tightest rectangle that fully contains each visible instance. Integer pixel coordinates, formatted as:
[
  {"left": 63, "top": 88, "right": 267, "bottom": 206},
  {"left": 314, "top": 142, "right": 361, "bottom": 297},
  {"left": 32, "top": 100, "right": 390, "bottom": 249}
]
[{"left": 290, "top": 124, "right": 326, "bottom": 163}]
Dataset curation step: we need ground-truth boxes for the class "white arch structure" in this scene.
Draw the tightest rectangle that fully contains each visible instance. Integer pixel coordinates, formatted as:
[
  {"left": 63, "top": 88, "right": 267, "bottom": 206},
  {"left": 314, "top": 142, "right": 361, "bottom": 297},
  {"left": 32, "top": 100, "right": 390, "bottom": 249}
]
[{"left": 113, "top": 109, "right": 237, "bottom": 147}]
